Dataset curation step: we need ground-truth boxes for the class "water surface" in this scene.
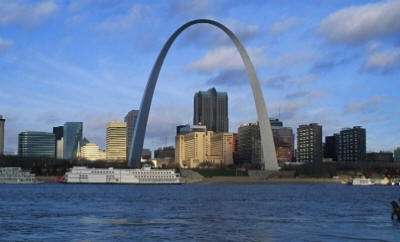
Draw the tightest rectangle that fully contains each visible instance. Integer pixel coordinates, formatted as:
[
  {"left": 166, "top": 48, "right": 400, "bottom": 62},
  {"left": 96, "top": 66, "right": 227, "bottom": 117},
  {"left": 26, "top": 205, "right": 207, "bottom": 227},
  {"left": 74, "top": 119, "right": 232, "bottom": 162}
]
[{"left": 0, "top": 184, "right": 398, "bottom": 241}]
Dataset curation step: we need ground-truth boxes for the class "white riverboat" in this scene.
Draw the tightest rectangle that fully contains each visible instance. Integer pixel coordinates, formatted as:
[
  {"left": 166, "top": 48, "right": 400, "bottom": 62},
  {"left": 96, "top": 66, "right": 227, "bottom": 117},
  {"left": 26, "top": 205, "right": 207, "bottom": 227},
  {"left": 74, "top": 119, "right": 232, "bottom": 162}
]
[
  {"left": 0, "top": 167, "right": 37, "bottom": 184},
  {"left": 351, "top": 177, "right": 374, "bottom": 186},
  {"left": 64, "top": 165, "right": 181, "bottom": 184}
]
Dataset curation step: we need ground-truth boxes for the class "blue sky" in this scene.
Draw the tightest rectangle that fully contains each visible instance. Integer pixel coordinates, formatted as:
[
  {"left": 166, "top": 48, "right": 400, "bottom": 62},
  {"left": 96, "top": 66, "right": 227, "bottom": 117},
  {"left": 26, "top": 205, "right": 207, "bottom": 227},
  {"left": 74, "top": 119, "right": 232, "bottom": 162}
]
[{"left": 0, "top": 0, "right": 399, "bottom": 154}]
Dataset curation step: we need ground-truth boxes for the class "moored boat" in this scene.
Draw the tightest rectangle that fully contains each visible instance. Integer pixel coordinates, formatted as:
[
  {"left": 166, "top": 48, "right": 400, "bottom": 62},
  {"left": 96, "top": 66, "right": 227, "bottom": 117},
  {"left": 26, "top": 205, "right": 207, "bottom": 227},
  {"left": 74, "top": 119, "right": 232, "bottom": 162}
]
[
  {"left": 351, "top": 177, "right": 374, "bottom": 186},
  {"left": 64, "top": 165, "right": 181, "bottom": 184},
  {"left": 0, "top": 167, "right": 37, "bottom": 184}
]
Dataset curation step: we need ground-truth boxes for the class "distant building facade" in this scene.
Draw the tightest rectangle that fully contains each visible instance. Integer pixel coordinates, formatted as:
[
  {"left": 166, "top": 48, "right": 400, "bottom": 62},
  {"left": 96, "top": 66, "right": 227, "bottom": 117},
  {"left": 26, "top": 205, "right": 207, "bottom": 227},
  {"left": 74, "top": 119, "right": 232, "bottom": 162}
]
[
  {"left": 394, "top": 148, "right": 400, "bottom": 162},
  {"left": 175, "top": 124, "right": 234, "bottom": 168},
  {"left": 209, "top": 132, "right": 234, "bottom": 167},
  {"left": 63, "top": 122, "right": 83, "bottom": 160},
  {"left": 81, "top": 143, "right": 106, "bottom": 161},
  {"left": 18, "top": 131, "right": 56, "bottom": 158},
  {"left": 124, "top": 109, "right": 139, "bottom": 159},
  {"left": 270, "top": 119, "right": 294, "bottom": 163},
  {"left": 238, "top": 123, "right": 262, "bottom": 166},
  {"left": 154, "top": 146, "right": 175, "bottom": 167},
  {"left": 0, "top": 115, "right": 5, "bottom": 155},
  {"left": 142, "top": 149, "right": 151, "bottom": 161},
  {"left": 324, "top": 134, "right": 340, "bottom": 161},
  {"left": 177, "top": 124, "right": 207, "bottom": 135},
  {"left": 366, "top": 152, "right": 393, "bottom": 163},
  {"left": 193, "top": 87, "right": 228, "bottom": 132},
  {"left": 154, "top": 146, "right": 175, "bottom": 159},
  {"left": 53, "top": 126, "right": 64, "bottom": 159},
  {"left": 175, "top": 130, "right": 212, "bottom": 168},
  {"left": 338, "top": 126, "right": 366, "bottom": 162},
  {"left": 106, "top": 122, "right": 127, "bottom": 161},
  {"left": 296, "top": 123, "right": 323, "bottom": 163}
]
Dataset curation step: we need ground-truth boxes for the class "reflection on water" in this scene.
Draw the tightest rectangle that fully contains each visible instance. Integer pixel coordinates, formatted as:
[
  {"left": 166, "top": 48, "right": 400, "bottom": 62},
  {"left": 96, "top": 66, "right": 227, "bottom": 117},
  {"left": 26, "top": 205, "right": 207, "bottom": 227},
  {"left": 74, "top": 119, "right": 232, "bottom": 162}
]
[{"left": 0, "top": 184, "right": 398, "bottom": 241}]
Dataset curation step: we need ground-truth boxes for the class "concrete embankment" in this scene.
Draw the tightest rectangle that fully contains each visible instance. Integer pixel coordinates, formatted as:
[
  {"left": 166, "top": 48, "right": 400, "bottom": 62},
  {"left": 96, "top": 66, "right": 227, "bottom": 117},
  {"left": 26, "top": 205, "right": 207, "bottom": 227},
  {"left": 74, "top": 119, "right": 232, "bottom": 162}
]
[
  {"left": 179, "top": 169, "right": 204, "bottom": 183},
  {"left": 36, "top": 176, "right": 58, "bottom": 183},
  {"left": 199, "top": 176, "right": 343, "bottom": 184}
]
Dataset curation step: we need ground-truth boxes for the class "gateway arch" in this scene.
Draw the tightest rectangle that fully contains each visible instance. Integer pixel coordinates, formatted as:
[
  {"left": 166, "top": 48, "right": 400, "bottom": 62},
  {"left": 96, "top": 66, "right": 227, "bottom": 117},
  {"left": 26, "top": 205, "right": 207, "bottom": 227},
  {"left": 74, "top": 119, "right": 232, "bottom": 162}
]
[{"left": 128, "top": 19, "right": 279, "bottom": 171}]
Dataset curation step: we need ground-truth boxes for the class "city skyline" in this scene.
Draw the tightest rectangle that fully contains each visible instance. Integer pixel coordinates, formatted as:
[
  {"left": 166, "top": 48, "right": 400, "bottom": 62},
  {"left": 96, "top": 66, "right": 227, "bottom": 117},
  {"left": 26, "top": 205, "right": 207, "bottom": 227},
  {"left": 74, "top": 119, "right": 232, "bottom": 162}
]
[{"left": 1, "top": 1, "right": 399, "bottom": 153}]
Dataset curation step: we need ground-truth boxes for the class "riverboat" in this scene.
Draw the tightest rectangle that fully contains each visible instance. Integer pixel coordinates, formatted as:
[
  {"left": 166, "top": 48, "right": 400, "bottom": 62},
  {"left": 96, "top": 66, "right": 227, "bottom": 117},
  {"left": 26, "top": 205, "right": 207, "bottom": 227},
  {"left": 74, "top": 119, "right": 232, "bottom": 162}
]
[
  {"left": 0, "top": 167, "right": 37, "bottom": 184},
  {"left": 64, "top": 165, "right": 181, "bottom": 184},
  {"left": 351, "top": 177, "right": 374, "bottom": 186}
]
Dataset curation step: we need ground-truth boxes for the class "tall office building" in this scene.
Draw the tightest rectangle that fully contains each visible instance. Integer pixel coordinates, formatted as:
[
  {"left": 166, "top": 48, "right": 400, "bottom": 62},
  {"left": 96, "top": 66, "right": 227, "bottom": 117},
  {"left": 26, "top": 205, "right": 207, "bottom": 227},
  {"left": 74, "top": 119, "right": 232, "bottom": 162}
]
[
  {"left": 106, "top": 121, "right": 127, "bottom": 161},
  {"left": 124, "top": 109, "right": 139, "bottom": 158},
  {"left": 324, "top": 134, "right": 340, "bottom": 161},
  {"left": 0, "top": 115, "right": 5, "bottom": 155},
  {"left": 394, "top": 147, "right": 400, "bottom": 162},
  {"left": 63, "top": 122, "right": 83, "bottom": 160},
  {"left": 338, "top": 126, "right": 366, "bottom": 162},
  {"left": 53, "top": 126, "right": 64, "bottom": 159},
  {"left": 238, "top": 123, "right": 262, "bottom": 166},
  {"left": 193, "top": 87, "right": 228, "bottom": 132},
  {"left": 18, "top": 131, "right": 56, "bottom": 158},
  {"left": 297, "top": 123, "right": 323, "bottom": 163},
  {"left": 270, "top": 119, "right": 294, "bottom": 162}
]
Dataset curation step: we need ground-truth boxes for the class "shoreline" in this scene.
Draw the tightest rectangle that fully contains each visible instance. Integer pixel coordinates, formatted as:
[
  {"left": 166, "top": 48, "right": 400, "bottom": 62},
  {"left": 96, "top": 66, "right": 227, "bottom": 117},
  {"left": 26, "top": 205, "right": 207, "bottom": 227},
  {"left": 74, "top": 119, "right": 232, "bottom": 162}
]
[
  {"left": 197, "top": 176, "right": 344, "bottom": 184},
  {"left": 35, "top": 176, "right": 345, "bottom": 184}
]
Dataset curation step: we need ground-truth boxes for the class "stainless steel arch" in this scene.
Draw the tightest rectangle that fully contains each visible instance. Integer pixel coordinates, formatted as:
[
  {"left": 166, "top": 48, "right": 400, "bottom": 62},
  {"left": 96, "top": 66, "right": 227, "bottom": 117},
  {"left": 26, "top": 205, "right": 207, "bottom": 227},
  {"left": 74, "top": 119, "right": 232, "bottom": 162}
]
[{"left": 128, "top": 19, "right": 279, "bottom": 171}]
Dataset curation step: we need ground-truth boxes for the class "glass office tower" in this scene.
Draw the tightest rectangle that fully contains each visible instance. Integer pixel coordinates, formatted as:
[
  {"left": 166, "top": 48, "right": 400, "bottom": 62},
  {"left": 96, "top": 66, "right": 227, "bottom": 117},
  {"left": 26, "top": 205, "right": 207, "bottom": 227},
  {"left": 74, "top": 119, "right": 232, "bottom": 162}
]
[
  {"left": 18, "top": 131, "right": 56, "bottom": 158},
  {"left": 63, "top": 122, "right": 83, "bottom": 160}
]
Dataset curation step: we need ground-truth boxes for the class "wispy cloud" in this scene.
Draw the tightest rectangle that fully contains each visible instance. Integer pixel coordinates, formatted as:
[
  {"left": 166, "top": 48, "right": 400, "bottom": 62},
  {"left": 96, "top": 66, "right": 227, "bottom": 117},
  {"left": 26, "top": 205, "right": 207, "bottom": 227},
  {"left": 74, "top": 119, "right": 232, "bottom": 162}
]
[
  {"left": 318, "top": 0, "right": 400, "bottom": 44},
  {"left": 178, "top": 19, "right": 260, "bottom": 48},
  {"left": 0, "top": 0, "right": 57, "bottom": 28},
  {"left": 95, "top": 4, "right": 151, "bottom": 31},
  {"left": 269, "top": 16, "right": 301, "bottom": 36},
  {"left": 343, "top": 96, "right": 384, "bottom": 115},
  {"left": 363, "top": 48, "right": 400, "bottom": 73},
  {"left": 167, "top": 0, "right": 214, "bottom": 19},
  {"left": 310, "top": 54, "right": 358, "bottom": 73},
  {"left": 206, "top": 70, "right": 248, "bottom": 86},
  {"left": 0, "top": 37, "right": 12, "bottom": 53},
  {"left": 187, "top": 46, "right": 266, "bottom": 73}
]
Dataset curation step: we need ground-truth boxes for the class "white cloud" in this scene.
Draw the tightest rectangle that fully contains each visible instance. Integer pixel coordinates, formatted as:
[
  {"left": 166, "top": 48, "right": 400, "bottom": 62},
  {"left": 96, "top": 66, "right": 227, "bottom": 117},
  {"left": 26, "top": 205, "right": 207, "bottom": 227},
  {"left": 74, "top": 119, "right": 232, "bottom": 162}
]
[
  {"left": 363, "top": 48, "right": 400, "bottom": 73},
  {"left": 0, "top": 37, "right": 12, "bottom": 52},
  {"left": 187, "top": 46, "right": 266, "bottom": 73},
  {"left": 318, "top": 0, "right": 400, "bottom": 44},
  {"left": 95, "top": 4, "right": 150, "bottom": 31},
  {"left": 269, "top": 16, "right": 300, "bottom": 35},
  {"left": 0, "top": 0, "right": 57, "bottom": 27}
]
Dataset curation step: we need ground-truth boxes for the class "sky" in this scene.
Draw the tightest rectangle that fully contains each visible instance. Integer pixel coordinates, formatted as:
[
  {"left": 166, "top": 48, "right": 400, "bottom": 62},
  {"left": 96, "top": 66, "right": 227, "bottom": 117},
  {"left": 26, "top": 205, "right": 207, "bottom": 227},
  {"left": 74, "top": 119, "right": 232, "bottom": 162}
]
[{"left": 0, "top": 0, "right": 399, "bottom": 154}]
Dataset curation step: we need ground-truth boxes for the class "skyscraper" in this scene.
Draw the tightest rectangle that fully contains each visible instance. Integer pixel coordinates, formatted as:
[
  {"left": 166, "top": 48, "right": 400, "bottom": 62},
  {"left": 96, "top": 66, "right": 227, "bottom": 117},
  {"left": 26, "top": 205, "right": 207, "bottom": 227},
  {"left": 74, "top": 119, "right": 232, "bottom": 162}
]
[
  {"left": 63, "top": 122, "right": 83, "bottom": 160},
  {"left": 106, "top": 121, "right": 127, "bottom": 161},
  {"left": 53, "top": 126, "right": 64, "bottom": 159},
  {"left": 193, "top": 87, "right": 228, "bottom": 132},
  {"left": 296, "top": 123, "right": 323, "bottom": 163},
  {"left": 18, "top": 131, "right": 56, "bottom": 158},
  {"left": 238, "top": 123, "right": 262, "bottom": 166},
  {"left": 0, "top": 115, "right": 5, "bottom": 155},
  {"left": 338, "top": 126, "right": 366, "bottom": 162},
  {"left": 124, "top": 109, "right": 139, "bottom": 159}
]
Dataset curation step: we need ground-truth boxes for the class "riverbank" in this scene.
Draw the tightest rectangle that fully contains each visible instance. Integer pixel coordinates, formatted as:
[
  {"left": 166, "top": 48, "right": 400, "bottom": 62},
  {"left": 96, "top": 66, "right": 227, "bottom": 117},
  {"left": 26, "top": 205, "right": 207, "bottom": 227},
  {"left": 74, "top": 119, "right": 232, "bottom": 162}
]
[{"left": 198, "top": 176, "right": 344, "bottom": 184}]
